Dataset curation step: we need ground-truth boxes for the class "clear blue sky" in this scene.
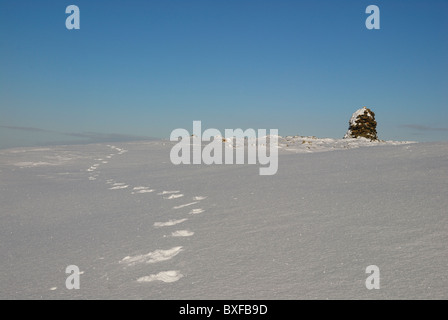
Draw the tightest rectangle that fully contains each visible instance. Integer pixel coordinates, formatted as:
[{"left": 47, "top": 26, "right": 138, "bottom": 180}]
[{"left": 1, "top": 0, "right": 447, "bottom": 148}]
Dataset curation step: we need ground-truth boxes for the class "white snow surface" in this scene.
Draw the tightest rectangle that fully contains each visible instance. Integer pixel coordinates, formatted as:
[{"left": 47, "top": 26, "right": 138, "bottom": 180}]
[{"left": 0, "top": 138, "right": 447, "bottom": 299}]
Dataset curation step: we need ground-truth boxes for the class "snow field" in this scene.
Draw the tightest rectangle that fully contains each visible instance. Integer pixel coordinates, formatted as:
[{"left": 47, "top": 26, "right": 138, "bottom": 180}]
[{"left": 0, "top": 139, "right": 446, "bottom": 299}]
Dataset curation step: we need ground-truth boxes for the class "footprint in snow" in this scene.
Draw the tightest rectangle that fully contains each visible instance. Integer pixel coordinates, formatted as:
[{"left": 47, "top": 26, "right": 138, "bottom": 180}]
[
  {"left": 131, "top": 186, "right": 154, "bottom": 194},
  {"left": 188, "top": 208, "right": 205, "bottom": 215},
  {"left": 132, "top": 189, "right": 155, "bottom": 194},
  {"left": 173, "top": 202, "right": 198, "bottom": 210},
  {"left": 119, "top": 246, "right": 183, "bottom": 266},
  {"left": 164, "top": 194, "right": 184, "bottom": 199},
  {"left": 133, "top": 186, "right": 148, "bottom": 190},
  {"left": 136, "top": 271, "right": 183, "bottom": 283},
  {"left": 158, "top": 190, "right": 180, "bottom": 195},
  {"left": 170, "top": 230, "right": 194, "bottom": 237},
  {"left": 154, "top": 218, "right": 188, "bottom": 228},
  {"left": 109, "top": 185, "right": 129, "bottom": 190}
]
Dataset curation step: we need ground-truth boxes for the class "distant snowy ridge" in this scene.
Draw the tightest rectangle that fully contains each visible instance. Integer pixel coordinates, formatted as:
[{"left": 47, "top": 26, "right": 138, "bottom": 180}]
[
  {"left": 276, "top": 135, "right": 416, "bottom": 153},
  {"left": 174, "top": 134, "right": 416, "bottom": 154}
]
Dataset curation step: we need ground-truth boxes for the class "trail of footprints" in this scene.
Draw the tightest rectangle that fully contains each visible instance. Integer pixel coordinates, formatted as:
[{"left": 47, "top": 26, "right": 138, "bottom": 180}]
[
  {"left": 86, "top": 145, "right": 127, "bottom": 181},
  {"left": 117, "top": 190, "right": 208, "bottom": 284},
  {"left": 85, "top": 144, "right": 208, "bottom": 284}
]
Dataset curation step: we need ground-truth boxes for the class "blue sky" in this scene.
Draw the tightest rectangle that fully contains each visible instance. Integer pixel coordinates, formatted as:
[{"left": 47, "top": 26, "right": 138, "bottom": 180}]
[{"left": 1, "top": 0, "right": 447, "bottom": 148}]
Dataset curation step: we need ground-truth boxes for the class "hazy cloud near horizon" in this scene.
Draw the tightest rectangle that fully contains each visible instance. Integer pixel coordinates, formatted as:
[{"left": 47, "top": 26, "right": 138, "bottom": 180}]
[
  {"left": 1, "top": 125, "right": 52, "bottom": 133},
  {"left": 0, "top": 125, "right": 154, "bottom": 144},
  {"left": 401, "top": 124, "right": 448, "bottom": 132}
]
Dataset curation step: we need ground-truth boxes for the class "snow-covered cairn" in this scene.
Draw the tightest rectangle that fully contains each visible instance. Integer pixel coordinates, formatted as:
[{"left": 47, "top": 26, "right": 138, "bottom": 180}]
[{"left": 343, "top": 106, "right": 378, "bottom": 140}]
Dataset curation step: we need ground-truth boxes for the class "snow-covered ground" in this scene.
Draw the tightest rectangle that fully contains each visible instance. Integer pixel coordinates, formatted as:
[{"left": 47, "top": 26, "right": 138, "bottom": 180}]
[{"left": 0, "top": 138, "right": 447, "bottom": 299}]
